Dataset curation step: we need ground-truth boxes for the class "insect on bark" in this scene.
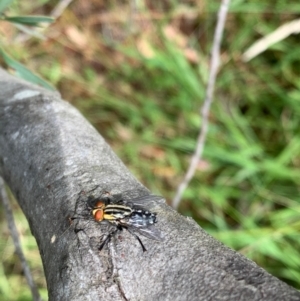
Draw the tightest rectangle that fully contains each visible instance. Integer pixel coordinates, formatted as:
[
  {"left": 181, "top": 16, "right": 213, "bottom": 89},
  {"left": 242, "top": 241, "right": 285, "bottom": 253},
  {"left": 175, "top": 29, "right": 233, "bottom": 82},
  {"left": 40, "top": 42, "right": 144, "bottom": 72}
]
[{"left": 75, "top": 192, "right": 164, "bottom": 252}]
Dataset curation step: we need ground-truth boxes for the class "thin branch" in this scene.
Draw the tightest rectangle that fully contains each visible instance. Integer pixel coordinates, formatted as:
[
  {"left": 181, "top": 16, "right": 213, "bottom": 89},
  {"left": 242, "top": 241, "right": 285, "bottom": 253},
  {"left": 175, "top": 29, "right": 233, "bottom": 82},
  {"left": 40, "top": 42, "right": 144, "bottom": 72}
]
[
  {"left": 172, "top": 0, "right": 231, "bottom": 209},
  {"left": 0, "top": 177, "right": 42, "bottom": 301}
]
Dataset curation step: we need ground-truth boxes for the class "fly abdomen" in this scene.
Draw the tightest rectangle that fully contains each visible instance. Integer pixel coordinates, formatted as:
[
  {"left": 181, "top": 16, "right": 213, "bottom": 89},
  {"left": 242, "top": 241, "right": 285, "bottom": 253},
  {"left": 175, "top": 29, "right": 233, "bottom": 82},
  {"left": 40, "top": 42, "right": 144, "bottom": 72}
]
[{"left": 128, "top": 210, "right": 157, "bottom": 226}]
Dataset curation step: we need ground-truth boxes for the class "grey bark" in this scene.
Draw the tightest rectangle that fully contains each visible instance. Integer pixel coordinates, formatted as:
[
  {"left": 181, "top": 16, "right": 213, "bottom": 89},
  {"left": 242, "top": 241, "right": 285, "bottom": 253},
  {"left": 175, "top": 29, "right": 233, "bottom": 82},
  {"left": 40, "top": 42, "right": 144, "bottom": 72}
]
[{"left": 0, "top": 68, "right": 299, "bottom": 301}]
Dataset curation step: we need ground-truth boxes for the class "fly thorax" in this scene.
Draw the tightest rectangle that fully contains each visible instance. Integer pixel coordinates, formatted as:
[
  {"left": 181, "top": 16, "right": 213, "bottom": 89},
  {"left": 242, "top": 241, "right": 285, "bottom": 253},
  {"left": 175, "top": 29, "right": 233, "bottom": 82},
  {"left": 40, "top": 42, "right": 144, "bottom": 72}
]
[{"left": 104, "top": 204, "right": 133, "bottom": 219}]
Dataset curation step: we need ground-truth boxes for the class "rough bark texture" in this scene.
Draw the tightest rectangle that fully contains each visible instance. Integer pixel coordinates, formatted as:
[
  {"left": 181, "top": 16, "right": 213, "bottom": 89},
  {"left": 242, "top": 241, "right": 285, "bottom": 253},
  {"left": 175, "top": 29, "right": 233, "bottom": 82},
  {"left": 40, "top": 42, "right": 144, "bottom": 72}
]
[{"left": 0, "top": 68, "right": 299, "bottom": 301}]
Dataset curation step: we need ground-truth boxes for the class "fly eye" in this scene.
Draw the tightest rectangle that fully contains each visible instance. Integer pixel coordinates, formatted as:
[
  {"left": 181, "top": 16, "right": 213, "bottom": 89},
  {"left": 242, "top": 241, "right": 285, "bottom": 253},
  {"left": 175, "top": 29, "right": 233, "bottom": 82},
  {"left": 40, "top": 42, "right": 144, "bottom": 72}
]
[{"left": 93, "top": 209, "right": 104, "bottom": 222}]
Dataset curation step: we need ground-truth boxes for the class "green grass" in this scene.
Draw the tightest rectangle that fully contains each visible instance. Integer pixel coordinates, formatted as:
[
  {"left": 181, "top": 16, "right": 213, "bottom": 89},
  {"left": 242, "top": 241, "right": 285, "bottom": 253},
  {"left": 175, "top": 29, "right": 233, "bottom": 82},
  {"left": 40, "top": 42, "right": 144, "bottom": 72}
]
[{"left": 1, "top": 0, "right": 300, "bottom": 298}]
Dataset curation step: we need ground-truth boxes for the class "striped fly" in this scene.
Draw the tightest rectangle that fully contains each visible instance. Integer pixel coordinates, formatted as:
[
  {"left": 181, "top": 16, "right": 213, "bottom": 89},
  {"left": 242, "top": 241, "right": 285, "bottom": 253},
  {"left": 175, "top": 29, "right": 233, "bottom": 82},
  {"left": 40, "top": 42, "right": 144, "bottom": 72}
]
[{"left": 78, "top": 192, "right": 163, "bottom": 252}]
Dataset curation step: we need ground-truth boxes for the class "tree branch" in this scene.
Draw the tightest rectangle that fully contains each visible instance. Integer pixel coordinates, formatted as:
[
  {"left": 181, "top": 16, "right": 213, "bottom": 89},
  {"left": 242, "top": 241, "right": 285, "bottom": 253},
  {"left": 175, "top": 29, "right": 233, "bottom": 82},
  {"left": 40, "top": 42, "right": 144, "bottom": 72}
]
[{"left": 0, "top": 68, "right": 299, "bottom": 301}]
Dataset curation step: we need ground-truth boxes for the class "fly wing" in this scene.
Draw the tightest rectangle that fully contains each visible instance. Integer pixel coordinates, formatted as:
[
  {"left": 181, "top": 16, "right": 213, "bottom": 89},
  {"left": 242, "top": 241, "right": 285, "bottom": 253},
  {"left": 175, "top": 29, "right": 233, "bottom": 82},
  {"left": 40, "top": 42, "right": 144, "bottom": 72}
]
[
  {"left": 124, "top": 194, "right": 164, "bottom": 209},
  {"left": 131, "top": 224, "right": 164, "bottom": 242}
]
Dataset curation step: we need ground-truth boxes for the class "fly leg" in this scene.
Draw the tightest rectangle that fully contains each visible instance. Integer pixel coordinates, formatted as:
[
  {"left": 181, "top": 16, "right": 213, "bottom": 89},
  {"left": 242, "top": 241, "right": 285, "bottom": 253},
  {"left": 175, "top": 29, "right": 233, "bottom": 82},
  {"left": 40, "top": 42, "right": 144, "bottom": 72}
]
[
  {"left": 98, "top": 225, "right": 120, "bottom": 251},
  {"left": 126, "top": 228, "right": 147, "bottom": 252}
]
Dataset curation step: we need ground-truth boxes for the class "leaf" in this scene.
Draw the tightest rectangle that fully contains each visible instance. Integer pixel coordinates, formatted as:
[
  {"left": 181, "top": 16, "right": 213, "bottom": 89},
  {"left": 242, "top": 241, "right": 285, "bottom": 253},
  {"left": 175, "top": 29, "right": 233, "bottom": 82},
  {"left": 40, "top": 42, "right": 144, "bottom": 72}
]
[
  {"left": 4, "top": 15, "right": 54, "bottom": 26},
  {"left": 0, "top": 48, "right": 55, "bottom": 91},
  {"left": 0, "top": 0, "right": 13, "bottom": 13}
]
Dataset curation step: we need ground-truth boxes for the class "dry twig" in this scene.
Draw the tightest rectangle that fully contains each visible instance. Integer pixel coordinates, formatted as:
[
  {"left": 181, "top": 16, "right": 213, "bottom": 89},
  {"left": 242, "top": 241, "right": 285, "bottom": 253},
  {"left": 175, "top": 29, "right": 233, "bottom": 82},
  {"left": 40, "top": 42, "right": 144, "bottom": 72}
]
[
  {"left": 243, "top": 18, "right": 300, "bottom": 62},
  {"left": 172, "top": 0, "right": 231, "bottom": 209},
  {"left": 0, "top": 177, "right": 42, "bottom": 301}
]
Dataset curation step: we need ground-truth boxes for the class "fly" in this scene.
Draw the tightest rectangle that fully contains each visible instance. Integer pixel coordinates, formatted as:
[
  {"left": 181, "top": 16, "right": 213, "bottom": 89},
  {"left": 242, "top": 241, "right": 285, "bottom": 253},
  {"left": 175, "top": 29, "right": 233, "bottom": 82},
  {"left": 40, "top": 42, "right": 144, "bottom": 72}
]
[{"left": 87, "top": 193, "right": 163, "bottom": 252}]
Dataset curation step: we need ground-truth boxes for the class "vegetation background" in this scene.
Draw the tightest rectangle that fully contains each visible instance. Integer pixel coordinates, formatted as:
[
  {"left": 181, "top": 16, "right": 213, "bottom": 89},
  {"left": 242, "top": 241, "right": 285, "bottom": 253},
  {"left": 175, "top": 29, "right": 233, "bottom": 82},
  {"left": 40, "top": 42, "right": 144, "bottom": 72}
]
[{"left": 1, "top": 0, "right": 300, "bottom": 300}]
